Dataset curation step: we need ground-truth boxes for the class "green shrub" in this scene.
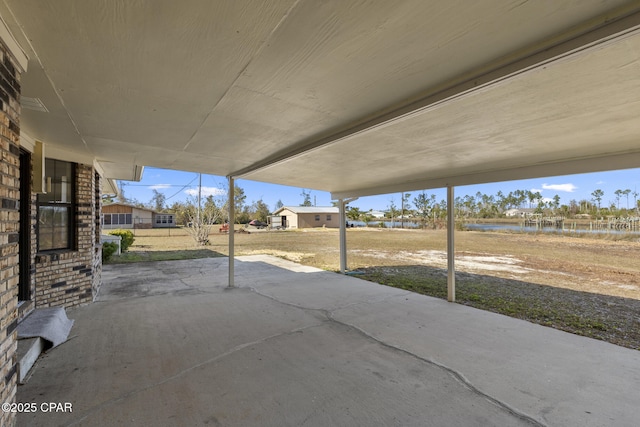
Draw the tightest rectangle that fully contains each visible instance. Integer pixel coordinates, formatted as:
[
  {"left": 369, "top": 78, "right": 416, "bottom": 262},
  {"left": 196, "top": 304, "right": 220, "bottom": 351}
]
[
  {"left": 102, "top": 242, "right": 119, "bottom": 262},
  {"left": 108, "top": 229, "right": 135, "bottom": 251}
]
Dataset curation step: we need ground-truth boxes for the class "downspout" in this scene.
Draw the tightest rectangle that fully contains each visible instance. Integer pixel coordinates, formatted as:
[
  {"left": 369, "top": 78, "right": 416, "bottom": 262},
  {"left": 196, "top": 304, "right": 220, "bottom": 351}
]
[{"left": 228, "top": 176, "right": 235, "bottom": 288}]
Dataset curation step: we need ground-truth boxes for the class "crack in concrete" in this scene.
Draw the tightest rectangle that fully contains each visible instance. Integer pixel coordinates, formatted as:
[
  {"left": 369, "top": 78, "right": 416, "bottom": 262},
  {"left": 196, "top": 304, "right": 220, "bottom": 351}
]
[
  {"left": 247, "top": 285, "right": 415, "bottom": 314},
  {"left": 65, "top": 321, "right": 326, "bottom": 426},
  {"left": 248, "top": 286, "right": 548, "bottom": 427},
  {"left": 75, "top": 275, "right": 546, "bottom": 426},
  {"left": 327, "top": 313, "right": 547, "bottom": 427}
]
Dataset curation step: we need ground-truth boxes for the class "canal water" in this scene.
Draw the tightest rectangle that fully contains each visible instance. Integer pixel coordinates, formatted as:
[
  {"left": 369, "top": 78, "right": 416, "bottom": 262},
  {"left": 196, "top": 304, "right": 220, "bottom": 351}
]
[
  {"left": 349, "top": 220, "right": 640, "bottom": 235},
  {"left": 349, "top": 220, "right": 420, "bottom": 228},
  {"left": 464, "top": 223, "right": 640, "bottom": 235}
]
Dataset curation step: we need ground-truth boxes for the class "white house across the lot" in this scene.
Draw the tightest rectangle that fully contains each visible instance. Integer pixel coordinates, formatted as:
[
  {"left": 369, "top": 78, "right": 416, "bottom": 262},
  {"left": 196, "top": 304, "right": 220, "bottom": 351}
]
[{"left": 102, "top": 203, "right": 176, "bottom": 229}]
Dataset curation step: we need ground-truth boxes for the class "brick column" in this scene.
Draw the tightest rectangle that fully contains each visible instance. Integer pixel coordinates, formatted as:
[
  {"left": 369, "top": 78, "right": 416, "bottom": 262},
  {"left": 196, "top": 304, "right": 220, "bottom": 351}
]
[{"left": 92, "top": 172, "right": 102, "bottom": 298}]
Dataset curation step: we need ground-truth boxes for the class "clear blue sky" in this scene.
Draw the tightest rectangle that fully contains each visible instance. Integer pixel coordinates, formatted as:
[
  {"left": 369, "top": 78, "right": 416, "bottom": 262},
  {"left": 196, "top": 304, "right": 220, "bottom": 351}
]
[{"left": 118, "top": 167, "right": 640, "bottom": 212}]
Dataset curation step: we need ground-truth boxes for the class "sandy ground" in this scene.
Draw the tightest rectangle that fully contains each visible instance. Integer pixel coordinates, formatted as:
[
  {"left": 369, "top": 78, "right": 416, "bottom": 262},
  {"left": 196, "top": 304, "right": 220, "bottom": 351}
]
[{"left": 350, "top": 242, "right": 640, "bottom": 300}]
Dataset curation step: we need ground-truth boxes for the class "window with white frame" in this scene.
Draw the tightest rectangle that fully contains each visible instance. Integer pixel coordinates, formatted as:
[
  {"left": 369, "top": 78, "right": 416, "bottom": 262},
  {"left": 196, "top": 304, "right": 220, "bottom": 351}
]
[{"left": 37, "top": 159, "right": 75, "bottom": 251}]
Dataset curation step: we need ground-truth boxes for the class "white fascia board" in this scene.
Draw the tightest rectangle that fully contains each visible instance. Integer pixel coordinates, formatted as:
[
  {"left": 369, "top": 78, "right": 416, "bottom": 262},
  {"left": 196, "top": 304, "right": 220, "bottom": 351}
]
[
  {"left": 331, "top": 151, "right": 640, "bottom": 200},
  {"left": 103, "top": 178, "right": 119, "bottom": 196},
  {"left": 19, "top": 131, "right": 35, "bottom": 152},
  {"left": 0, "top": 14, "right": 28, "bottom": 72},
  {"left": 133, "top": 165, "right": 144, "bottom": 181}
]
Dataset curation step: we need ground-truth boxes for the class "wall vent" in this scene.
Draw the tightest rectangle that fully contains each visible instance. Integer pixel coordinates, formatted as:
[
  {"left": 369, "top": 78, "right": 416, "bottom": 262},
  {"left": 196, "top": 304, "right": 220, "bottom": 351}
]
[{"left": 20, "top": 97, "right": 48, "bottom": 112}]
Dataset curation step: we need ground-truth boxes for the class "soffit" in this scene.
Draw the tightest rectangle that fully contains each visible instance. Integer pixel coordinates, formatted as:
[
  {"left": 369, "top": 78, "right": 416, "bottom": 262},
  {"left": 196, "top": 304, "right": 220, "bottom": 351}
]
[{"left": 2, "top": 0, "right": 639, "bottom": 198}]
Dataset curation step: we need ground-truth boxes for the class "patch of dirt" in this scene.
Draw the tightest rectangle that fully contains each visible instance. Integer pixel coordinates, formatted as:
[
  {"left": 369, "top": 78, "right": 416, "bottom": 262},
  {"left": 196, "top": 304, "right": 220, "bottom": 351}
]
[
  {"left": 351, "top": 233, "right": 640, "bottom": 301},
  {"left": 351, "top": 249, "right": 530, "bottom": 274},
  {"left": 238, "top": 249, "right": 312, "bottom": 263}
]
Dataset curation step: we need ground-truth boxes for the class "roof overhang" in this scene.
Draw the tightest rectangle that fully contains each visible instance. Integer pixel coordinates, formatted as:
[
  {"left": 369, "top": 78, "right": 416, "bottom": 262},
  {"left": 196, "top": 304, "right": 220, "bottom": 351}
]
[{"left": 2, "top": 0, "right": 639, "bottom": 196}]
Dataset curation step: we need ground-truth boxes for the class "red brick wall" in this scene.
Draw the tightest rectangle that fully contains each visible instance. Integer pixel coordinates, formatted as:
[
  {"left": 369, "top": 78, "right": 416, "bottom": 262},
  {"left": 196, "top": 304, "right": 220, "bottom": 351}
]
[{"left": 0, "top": 39, "right": 22, "bottom": 427}]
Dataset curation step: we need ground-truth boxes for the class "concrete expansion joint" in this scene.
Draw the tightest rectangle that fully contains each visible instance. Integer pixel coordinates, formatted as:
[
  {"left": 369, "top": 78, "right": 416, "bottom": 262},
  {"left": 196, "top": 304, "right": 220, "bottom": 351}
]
[{"left": 247, "top": 286, "right": 546, "bottom": 427}]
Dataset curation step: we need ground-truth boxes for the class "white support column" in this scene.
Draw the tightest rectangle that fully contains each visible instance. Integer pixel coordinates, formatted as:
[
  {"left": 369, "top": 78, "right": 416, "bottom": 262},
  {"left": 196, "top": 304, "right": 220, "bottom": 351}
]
[
  {"left": 447, "top": 185, "right": 455, "bottom": 302},
  {"left": 228, "top": 176, "right": 235, "bottom": 288},
  {"left": 338, "top": 197, "right": 358, "bottom": 274},
  {"left": 339, "top": 199, "right": 347, "bottom": 273}
]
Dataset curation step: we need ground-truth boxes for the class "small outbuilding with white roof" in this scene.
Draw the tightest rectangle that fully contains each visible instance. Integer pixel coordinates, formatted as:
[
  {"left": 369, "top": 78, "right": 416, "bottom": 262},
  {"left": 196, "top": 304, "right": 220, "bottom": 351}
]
[{"left": 272, "top": 206, "right": 341, "bottom": 229}]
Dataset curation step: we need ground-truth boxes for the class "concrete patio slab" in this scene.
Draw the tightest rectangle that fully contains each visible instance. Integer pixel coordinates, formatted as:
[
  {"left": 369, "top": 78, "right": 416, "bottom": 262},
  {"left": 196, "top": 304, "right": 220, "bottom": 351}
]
[{"left": 17, "top": 256, "right": 639, "bottom": 426}]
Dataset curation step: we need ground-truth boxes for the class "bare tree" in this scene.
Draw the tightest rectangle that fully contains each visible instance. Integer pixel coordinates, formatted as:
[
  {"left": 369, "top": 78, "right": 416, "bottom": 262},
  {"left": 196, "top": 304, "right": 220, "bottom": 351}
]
[
  {"left": 183, "top": 194, "right": 226, "bottom": 246},
  {"left": 387, "top": 198, "right": 399, "bottom": 228},
  {"left": 150, "top": 189, "right": 166, "bottom": 212}
]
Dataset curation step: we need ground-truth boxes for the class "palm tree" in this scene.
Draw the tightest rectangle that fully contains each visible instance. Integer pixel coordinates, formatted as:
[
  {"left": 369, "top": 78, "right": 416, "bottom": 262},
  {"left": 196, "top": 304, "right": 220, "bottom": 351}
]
[
  {"left": 591, "top": 189, "right": 604, "bottom": 212},
  {"left": 614, "top": 189, "right": 623, "bottom": 211},
  {"left": 622, "top": 189, "right": 631, "bottom": 210},
  {"left": 527, "top": 190, "right": 537, "bottom": 208},
  {"left": 346, "top": 207, "right": 362, "bottom": 222}
]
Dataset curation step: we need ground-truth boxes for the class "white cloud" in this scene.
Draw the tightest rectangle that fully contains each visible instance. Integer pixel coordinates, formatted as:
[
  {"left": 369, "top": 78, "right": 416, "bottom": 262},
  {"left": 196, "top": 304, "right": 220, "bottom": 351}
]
[
  {"left": 530, "top": 188, "right": 543, "bottom": 194},
  {"left": 596, "top": 180, "right": 604, "bottom": 185},
  {"left": 541, "top": 183, "right": 577, "bottom": 193},
  {"left": 185, "top": 186, "right": 226, "bottom": 197},
  {"left": 149, "top": 184, "right": 172, "bottom": 190}
]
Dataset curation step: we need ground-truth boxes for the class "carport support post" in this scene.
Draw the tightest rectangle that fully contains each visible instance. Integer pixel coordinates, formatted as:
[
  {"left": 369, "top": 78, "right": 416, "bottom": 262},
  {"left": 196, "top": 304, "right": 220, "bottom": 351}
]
[
  {"left": 447, "top": 185, "right": 455, "bottom": 302},
  {"left": 228, "top": 176, "right": 235, "bottom": 288},
  {"left": 339, "top": 199, "right": 347, "bottom": 273},
  {"left": 338, "top": 197, "right": 358, "bottom": 273}
]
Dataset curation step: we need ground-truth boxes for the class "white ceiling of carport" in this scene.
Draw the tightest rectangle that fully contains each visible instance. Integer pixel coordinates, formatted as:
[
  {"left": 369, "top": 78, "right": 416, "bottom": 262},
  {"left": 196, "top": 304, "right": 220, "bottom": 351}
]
[{"left": 3, "top": 0, "right": 640, "bottom": 199}]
